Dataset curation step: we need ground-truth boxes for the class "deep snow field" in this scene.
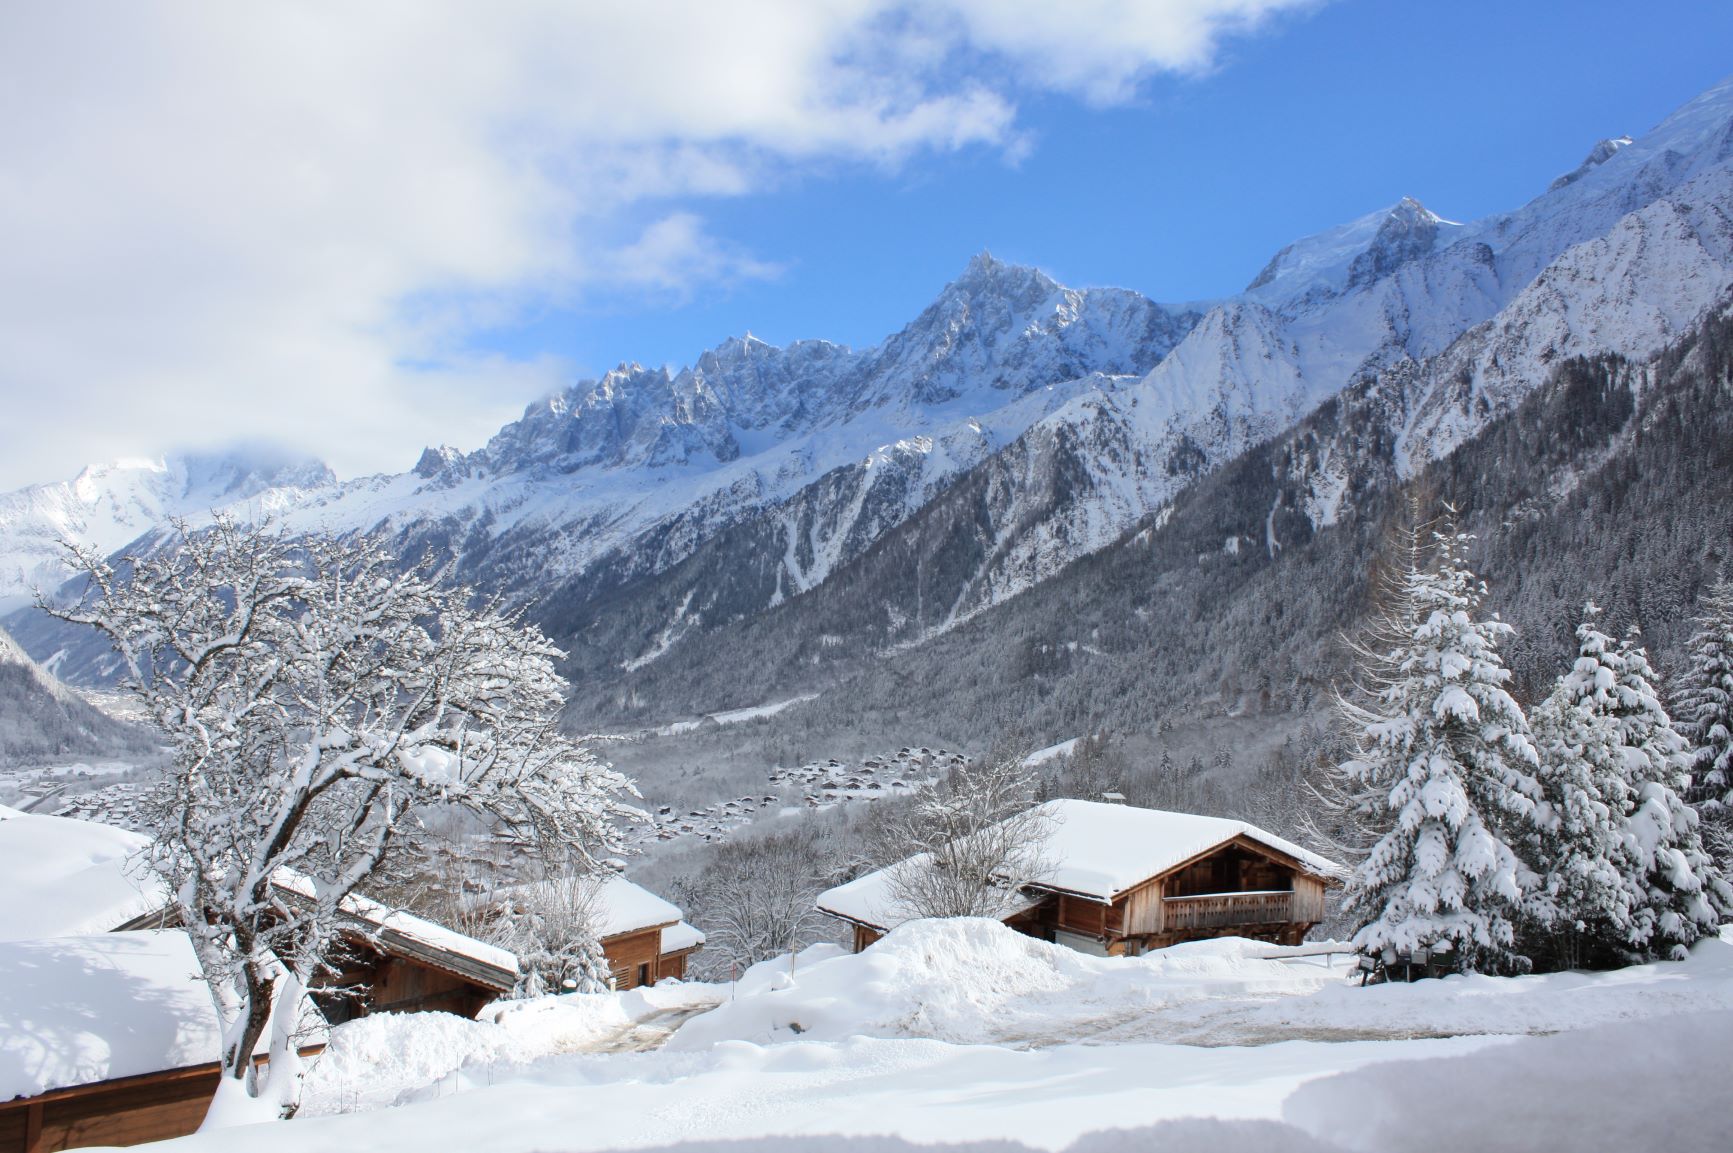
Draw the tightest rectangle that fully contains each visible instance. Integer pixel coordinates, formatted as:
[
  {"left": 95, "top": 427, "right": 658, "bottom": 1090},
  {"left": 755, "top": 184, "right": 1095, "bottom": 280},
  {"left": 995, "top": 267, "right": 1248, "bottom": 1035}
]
[{"left": 154, "top": 920, "right": 1731, "bottom": 1153}]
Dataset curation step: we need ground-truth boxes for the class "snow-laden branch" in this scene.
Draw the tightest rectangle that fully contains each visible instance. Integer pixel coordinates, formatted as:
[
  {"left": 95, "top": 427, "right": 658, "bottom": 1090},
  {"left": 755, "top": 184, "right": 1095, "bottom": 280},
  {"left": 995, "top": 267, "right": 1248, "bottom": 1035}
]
[{"left": 44, "top": 516, "right": 640, "bottom": 1117}]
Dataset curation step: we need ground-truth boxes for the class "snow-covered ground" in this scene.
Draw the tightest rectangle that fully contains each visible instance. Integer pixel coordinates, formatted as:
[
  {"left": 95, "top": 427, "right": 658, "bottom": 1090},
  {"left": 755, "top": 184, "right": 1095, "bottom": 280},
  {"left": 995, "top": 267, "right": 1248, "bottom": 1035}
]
[{"left": 139, "top": 918, "right": 1733, "bottom": 1153}]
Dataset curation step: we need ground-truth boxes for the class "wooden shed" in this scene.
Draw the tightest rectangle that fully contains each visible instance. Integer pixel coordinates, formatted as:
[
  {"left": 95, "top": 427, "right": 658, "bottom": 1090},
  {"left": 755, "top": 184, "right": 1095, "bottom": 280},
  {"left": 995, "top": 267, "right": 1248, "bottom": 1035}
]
[
  {"left": 283, "top": 878, "right": 520, "bottom": 1022},
  {"left": 818, "top": 799, "right": 1343, "bottom": 955},
  {"left": 588, "top": 875, "right": 705, "bottom": 990}
]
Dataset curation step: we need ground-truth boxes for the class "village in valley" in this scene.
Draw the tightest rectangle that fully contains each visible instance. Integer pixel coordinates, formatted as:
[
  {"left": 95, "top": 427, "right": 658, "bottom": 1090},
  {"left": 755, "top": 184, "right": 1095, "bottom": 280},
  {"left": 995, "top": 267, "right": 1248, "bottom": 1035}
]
[
  {"left": 5, "top": 522, "right": 1732, "bottom": 1153},
  {"left": 3, "top": 6, "right": 1733, "bottom": 1153}
]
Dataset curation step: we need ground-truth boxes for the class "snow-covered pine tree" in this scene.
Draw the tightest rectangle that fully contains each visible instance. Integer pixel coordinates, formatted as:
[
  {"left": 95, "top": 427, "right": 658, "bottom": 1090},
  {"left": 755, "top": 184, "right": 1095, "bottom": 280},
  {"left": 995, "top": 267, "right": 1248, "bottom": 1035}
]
[
  {"left": 1333, "top": 514, "right": 1542, "bottom": 974},
  {"left": 1606, "top": 631, "right": 1728, "bottom": 959},
  {"left": 1525, "top": 605, "right": 1639, "bottom": 968},
  {"left": 1675, "top": 578, "right": 1733, "bottom": 821}
]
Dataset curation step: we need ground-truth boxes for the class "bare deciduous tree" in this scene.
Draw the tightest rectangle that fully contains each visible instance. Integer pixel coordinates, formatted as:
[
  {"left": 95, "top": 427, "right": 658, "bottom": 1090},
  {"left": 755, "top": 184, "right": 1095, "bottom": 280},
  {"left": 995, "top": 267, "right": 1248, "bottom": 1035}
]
[
  {"left": 48, "top": 518, "right": 638, "bottom": 1118},
  {"left": 872, "top": 747, "right": 1053, "bottom": 920},
  {"left": 679, "top": 828, "right": 837, "bottom": 977}
]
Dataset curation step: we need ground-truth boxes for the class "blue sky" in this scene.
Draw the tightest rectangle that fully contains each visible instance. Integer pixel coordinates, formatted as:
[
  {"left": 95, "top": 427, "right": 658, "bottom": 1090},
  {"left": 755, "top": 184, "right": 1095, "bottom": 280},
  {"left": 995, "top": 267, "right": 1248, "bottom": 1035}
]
[
  {"left": 496, "top": 0, "right": 1733, "bottom": 374},
  {"left": 2, "top": 1, "right": 1731, "bottom": 487}
]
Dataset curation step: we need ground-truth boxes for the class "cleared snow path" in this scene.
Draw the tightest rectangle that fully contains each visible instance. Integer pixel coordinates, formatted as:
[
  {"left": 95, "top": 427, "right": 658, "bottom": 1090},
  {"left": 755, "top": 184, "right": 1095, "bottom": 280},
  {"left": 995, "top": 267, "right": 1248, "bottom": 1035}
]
[{"left": 588, "top": 1000, "right": 724, "bottom": 1054}]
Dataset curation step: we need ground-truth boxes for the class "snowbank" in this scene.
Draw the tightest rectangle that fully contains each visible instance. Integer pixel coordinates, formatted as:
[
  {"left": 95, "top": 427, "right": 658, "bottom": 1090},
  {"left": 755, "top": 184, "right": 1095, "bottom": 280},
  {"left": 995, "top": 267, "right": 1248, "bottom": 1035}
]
[
  {"left": 1144, "top": 932, "right": 1733, "bottom": 1045},
  {"left": 675, "top": 918, "right": 1733, "bottom": 1051},
  {"left": 669, "top": 919, "right": 1338, "bottom": 1049},
  {"left": 299, "top": 982, "right": 717, "bottom": 1115},
  {"left": 1281, "top": 1010, "right": 1730, "bottom": 1152},
  {"left": 141, "top": 924, "right": 1733, "bottom": 1153}
]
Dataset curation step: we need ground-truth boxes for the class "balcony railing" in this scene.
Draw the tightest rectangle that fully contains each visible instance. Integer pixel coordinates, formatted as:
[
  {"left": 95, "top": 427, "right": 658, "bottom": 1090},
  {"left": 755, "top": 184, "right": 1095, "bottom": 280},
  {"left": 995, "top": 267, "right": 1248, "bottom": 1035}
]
[{"left": 1162, "top": 890, "right": 1294, "bottom": 931}]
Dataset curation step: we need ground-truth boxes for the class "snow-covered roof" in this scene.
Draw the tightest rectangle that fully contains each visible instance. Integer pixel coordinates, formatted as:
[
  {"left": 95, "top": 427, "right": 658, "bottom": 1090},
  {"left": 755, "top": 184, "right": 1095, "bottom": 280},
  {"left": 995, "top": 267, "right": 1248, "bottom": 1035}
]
[
  {"left": 489, "top": 874, "right": 685, "bottom": 946},
  {"left": 818, "top": 800, "right": 1344, "bottom": 931},
  {"left": 817, "top": 854, "right": 930, "bottom": 932},
  {"left": 593, "top": 875, "right": 683, "bottom": 940},
  {"left": 1031, "top": 800, "right": 1344, "bottom": 899},
  {"left": 660, "top": 920, "right": 705, "bottom": 955},
  {"left": 271, "top": 868, "right": 518, "bottom": 984},
  {"left": 0, "top": 807, "right": 170, "bottom": 942},
  {"left": 0, "top": 931, "right": 220, "bottom": 1101},
  {"left": 0, "top": 930, "right": 329, "bottom": 1103}
]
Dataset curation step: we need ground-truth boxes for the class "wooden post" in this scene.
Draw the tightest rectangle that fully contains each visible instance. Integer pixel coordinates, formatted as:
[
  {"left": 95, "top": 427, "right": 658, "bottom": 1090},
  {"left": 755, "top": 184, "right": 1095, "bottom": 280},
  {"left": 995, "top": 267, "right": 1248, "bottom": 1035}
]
[{"left": 24, "top": 1101, "right": 43, "bottom": 1153}]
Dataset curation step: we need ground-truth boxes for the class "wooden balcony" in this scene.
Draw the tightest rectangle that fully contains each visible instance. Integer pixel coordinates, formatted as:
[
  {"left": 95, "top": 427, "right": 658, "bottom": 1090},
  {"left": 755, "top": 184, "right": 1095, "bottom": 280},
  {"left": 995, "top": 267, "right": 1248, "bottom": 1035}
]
[{"left": 1162, "top": 890, "right": 1295, "bottom": 932}]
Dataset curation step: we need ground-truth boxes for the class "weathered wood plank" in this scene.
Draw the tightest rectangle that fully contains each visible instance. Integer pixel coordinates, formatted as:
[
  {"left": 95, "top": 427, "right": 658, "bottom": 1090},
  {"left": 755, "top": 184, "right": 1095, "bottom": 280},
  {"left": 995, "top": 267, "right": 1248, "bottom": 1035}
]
[{"left": 1161, "top": 891, "right": 1295, "bottom": 931}]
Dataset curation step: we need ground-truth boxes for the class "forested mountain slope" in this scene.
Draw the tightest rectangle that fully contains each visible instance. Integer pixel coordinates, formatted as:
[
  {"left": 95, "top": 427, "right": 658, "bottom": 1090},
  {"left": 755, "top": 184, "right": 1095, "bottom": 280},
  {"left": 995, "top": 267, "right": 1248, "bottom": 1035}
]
[
  {"left": 0, "top": 625, "right": 151, "bottom": 765},
  {"left": 571, "top": 305, "right": 1733, "bottom": 773}
]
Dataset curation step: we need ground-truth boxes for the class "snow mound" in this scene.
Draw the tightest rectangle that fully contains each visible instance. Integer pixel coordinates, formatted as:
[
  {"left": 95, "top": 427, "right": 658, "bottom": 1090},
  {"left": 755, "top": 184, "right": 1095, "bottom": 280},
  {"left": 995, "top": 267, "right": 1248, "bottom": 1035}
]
[
  {"left": 300, "top": 984, "right": 709, "bottom": 1114},
  {"left": 669, "top": 919, "right": 1336, "bottom": 1050}
]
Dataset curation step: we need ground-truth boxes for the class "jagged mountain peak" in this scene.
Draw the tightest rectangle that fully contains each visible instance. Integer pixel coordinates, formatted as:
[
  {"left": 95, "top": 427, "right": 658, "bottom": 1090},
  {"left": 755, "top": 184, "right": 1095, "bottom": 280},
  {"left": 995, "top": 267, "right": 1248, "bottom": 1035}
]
[
  {"left": 412, "top": 444, "right": 464, "bottom": 479},
  {"left": 1549, "top": 136, "right": 1634, "bottom": 191},
  {"left": 945, "top": 250, "right": 1062, "bottom": 302},
  {"left": 1245, "top": 196, "right": 1460, "bottom": 305},
  {"left": 0, "top": 448, "right": 337, "bottom": 610}
]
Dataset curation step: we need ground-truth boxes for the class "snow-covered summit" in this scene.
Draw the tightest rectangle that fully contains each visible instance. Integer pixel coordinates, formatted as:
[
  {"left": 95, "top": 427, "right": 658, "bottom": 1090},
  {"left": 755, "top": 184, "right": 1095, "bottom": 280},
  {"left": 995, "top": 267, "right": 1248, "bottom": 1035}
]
[
  {"left": 1550, "top": 135, "right": 1634, "bottom": 191},
  {"left": 11, "top": 77, "right": 1733, "bottom": 683},
  {"left": 0, "top": 447, "right": 336, "bottom": 608},
  {"left": 1246, "top": 197, "right": 1461, "bottom": 306}
]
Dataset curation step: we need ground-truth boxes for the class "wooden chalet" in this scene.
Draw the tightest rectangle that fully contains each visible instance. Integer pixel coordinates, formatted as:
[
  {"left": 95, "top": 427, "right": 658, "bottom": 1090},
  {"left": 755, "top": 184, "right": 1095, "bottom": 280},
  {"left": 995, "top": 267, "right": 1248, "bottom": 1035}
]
[
  {"left": 278, "top": 876, "right": 521, "bottom": 1022},
  {"left": 578, "top": 875, "right": 705, "bottom": 989},
  {"left": 818, "top": 799, "right": 1344, "bottom": 956},
  {"left": 0, "top": 809, "right": 523, "bottom": 1151}
]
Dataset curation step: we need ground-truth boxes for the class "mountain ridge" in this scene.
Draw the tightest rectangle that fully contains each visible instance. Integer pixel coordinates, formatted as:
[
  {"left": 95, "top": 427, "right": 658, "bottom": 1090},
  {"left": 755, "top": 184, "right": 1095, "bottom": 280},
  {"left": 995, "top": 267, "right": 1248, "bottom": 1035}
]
[{"left": 7, "top": 75, "right": 1733, "bottom": 703}]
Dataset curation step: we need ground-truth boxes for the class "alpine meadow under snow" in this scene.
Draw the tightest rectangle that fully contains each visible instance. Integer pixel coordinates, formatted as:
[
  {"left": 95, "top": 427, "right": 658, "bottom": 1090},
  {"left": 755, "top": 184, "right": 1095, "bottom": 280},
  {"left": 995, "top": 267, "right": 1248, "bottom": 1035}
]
[{"left": 4, "top": 31, "right": 1733, "bottom": 1153}]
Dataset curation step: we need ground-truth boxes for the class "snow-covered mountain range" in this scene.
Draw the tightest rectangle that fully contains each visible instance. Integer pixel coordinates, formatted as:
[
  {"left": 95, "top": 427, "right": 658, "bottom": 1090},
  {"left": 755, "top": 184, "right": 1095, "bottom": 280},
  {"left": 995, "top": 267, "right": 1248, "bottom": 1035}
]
[
  {"left": 0, "top": 452, "right": 335, "bottom": 612},
  {"left": 6, "top": 75, "right": 1733, "bottom": 689}
]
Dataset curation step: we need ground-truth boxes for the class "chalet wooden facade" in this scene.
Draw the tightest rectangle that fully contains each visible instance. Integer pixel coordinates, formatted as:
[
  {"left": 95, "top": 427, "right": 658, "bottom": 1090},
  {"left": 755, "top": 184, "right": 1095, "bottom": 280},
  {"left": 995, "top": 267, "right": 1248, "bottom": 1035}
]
[
  {"left": 486, "top": 874, "right": 704, "bottom": 991},
  {"left": 821, "top": 800, "right": 1343, "bottom": 956},
  {"left": 304, "top": 888, "right": 520, "bottom": 1022},
  {"left": 0, "top": 1047, "right": 337, "bottom": 1153},
  {"left": 590, "top": 876, "right": 705, "bottom": 990}
]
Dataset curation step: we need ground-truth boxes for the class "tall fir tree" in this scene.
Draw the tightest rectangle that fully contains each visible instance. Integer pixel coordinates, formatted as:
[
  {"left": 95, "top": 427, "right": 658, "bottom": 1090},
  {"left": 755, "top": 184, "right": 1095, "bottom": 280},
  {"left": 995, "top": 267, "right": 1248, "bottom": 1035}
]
[
  {"left": 1335, "top": 517, "right": 1542, "bottom": 974},
  {"left": 1608, "top": 632, "right": 1728, "bottom": 959},
  {"left": 1675, "top": 578, "right": 1733, "bottom": 816},
  {"left": 1526, "top": 605, "right": 1636, "bottom": 968}
]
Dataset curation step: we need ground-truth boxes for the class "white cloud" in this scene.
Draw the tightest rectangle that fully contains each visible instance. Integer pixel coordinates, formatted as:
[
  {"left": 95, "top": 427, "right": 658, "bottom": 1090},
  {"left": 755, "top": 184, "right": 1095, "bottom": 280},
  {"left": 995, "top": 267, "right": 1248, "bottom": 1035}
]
[{"left": 0, "top": 0, "right": 1315, "bottom": 489}]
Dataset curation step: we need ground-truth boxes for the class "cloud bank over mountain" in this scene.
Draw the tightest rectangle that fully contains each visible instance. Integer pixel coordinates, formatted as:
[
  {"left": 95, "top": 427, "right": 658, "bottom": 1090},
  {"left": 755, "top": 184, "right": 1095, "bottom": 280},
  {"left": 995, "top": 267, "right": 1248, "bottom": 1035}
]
[{"left": 0, "top": 1, "right": 1313, "bottom": 489}]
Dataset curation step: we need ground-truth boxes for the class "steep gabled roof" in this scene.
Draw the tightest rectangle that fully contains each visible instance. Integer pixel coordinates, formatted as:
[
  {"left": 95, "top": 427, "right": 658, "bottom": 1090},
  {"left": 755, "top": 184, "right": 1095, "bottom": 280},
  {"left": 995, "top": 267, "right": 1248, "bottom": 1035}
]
[
  {"left": 271, "top": 869, "right": 519, "bottom": 992},
  {"left": 593, "top": 875, "right": 683, "bottom": 940}
]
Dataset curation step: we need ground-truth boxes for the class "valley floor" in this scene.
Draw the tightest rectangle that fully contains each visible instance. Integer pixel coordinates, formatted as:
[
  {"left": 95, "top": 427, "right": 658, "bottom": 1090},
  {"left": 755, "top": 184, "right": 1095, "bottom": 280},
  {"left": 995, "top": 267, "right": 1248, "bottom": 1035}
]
[{"left": 151, "top": 921, "right": 1733, "bottom": 1153}]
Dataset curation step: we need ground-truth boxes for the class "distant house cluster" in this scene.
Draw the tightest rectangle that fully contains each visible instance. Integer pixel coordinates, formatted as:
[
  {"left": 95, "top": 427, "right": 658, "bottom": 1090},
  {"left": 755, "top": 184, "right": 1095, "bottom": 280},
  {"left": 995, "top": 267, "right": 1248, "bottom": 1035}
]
[
  {"left": 0, "top": 804, "right": 701, "bottom": 1152},
  {"left": 819, "top": 799, "right": 1344, "bottom": 955},
  {"left": 768, "top": 745, "right": 963, "bottom": 805}
]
